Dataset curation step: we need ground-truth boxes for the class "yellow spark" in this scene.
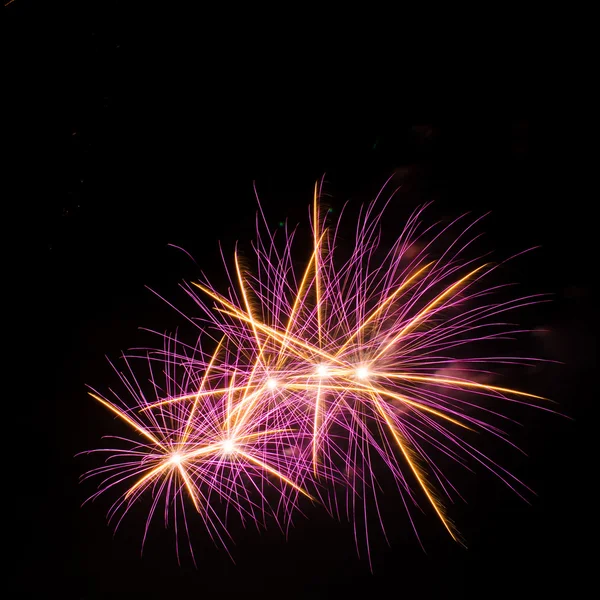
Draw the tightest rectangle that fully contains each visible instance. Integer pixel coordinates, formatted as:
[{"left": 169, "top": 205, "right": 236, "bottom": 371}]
[
  {"left": 178, "top": 430, "right": 296, "bottom": 463},
  {"left": 209, "top": 301, "right": 345, "bottom": 367},
  {"left": 109, "top": 389, "right": 301, "bottom": 505},
  {"left": 225, "top": 384, "right": 265, "bottom": 430},
  {"left": 368, "top": 390, "right": 460, "bottom": 541},
  {"left": 182, "top": 336, "right": 225, "bottom": 444},
  {"left": 124, "top": 451, "right": 200, "bottom": 511},
  {"left": 276, "top": 228, "right": 328, "bottom": 369},
  {"left": 140, "top": 384, "right": 252, "bottom": 411},
  {"left": 313, "top": 182, "right": 324, "bottom": 349},
  {"left": 89, "top": 392, "right": 166, "bottom": 451},
  {"left": 179, "top": 442, "right": 225, "bottom": 461},
  {"left": 335, "top": 261, "right": 434, "bottom": 357},
  {"left": 177, "top": 464, "right": 202, "bottom": 512},
  {"left": 235, "top": 251, "right": 267, "bottom": 365},
  {"left": 236, "top": 450, "right": 315, "bottom": 501},
  {"left": 375, "top": 373, "right": 547, "bottom": 400},
  {"left": 374, "top": 264, "right": 489, "bottom": 360},
  {"left": 284, "top": 383, "right": 472, "bottom": 430},
  {"left": 125, "top": 461, "right": 171, "bottom": 499}
]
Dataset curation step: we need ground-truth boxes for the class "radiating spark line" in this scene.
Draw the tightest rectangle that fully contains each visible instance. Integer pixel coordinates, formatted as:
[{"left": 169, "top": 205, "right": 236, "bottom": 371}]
[
  {"left": 178, "top": 464, "right": 202, "bottom": 512},
  {"left": 89, "top": 392, "right": 166, "bottom": 450},
  {"left": 313, "top": 182, "right": 324, "bottom": 349},
  {"left": 182, "top": 336, "right": 225, "bottom": 444},
  {"left": 225, "top": 383, "right": 268, "bottom": 429},
  {"left": 236, "top": 450, "right": 315, "bottom": 501},
  {"left": 125, "top": 461, "right": 171, "bottom": 499},
  {"left": 210, "top": 302, "right": 346, "bottom": 367},
  {"left": 141, "top": 384, "right": 252, "bottom": 411},
  {"left": 276, "top": 229, "right": 328, "bottom": 369},
  {"left": 373, "top": 264, "right": 490, "bottom": 360},
  {"left": 235, "top": 251, "right": 267, "bottom": 365},
  {"left": 231, "top": 252, "right": 280, "bottom": 429},
  {"left": 368, "top": 390, "right": 460, "bottom": 541},
  {"left": 235, "top": 428, "right": 297, "bottom": 441},
  {"left": 376, "top": 373, "right": 548, "bottom": 400},
  {"left": 334, "top": 261, "right": 434, "bottom": 357},
  {"left": 283, "top": 383, "right": 471, "bottom": 430}
]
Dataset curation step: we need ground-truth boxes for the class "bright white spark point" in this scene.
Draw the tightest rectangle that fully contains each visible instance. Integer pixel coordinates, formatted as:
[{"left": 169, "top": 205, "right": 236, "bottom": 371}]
[
  {"left": 169, "top": 452, "right": 182, "bottom": 465},
  {"left": 356, "top": 367, "right": 370, "bottom": 380},
  {"left": 267, "top": 378, "right": 278, "bottom": 390},
  {"left": 221, "top": 439, "right": 236, "bottom": 454},
  {"left": 315, "top": 365, "right": 329, "bottom": 377}
]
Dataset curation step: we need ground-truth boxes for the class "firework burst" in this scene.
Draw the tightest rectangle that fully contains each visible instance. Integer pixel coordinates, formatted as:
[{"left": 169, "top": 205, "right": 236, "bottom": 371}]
[
  {"left": 80, "top": 335, "right": 319, "bottom": 562},
  {"left": 81, "top": 174, "right": 551, "bottom": 562}
]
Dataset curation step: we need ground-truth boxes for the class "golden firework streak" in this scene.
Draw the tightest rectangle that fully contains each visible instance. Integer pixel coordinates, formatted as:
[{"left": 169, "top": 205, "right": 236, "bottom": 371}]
[
  {"left": 373, "top": 264, "right": 489, "bottom": 360},
  {"left": 182, "top": 336, "right": 225, "bottom": 444},
  {"left": 141, "top": 384, "right": 253, "bottom": 411},
  {"left": 276, "top": 229, "right": 328, "bottom": 369},
  {"left": 334, "top": 262, "right": 434, "bottom": 357},
  {"left": 89, "top": 392, "right": 166, "bottom": 450},
  {"left": 235, "top": 251, "right": 267, "bottom": 365},
  {"left": 313, "top": 182, "right": 324, "bottom": 350},
  {"left": 368, "top": 390, "right": 460, "bottom": 541},
  {"left": 283, "top": 383, "right": 472, "bottom": 430},
  {"left": 124, "top": 462, "right": 171, "bottom": 500},
  {"left": 236, "top": 449, "right": 314, "bottom": 500},
  {"left": 376, "top": 373, "right": 547, "bottom": 401},
  {"left": 178, "top": 464, "right": 202, "bottom": 512}
]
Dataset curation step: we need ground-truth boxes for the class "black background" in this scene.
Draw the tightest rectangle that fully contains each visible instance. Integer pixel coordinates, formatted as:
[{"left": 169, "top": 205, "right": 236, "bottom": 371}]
[{"left": 8, "top": 1, "right": 593, "bottom": 598}]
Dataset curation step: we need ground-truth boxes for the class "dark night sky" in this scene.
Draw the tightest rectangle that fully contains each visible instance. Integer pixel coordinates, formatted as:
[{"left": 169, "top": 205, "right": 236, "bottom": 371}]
[{"left": 8, "top": 1, "right": 594, "bottom": 598}]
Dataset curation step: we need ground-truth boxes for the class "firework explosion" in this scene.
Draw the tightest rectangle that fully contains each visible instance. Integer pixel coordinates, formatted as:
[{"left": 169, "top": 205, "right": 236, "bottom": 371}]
[{"left": 80, "top": 175, "right": 550, "bottom": 563}]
